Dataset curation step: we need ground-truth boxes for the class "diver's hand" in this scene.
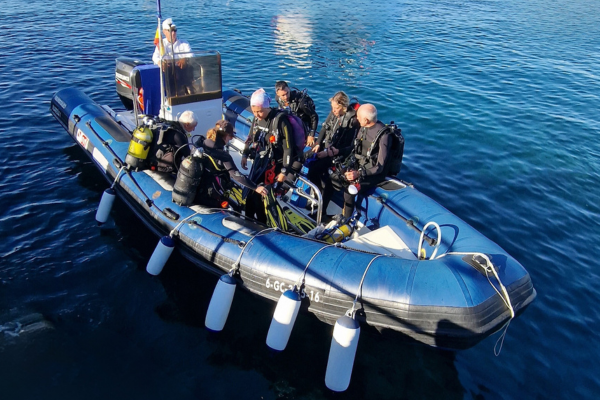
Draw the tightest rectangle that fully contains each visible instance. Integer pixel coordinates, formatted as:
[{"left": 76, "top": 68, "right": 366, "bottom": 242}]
[
  {"left": 241, "top": 155, "right": 248, "bottom": 170},
  {"left": 276, "top": 173, "right": 286, "bottom": 183},
  {"left": 255, "top": 185, "right": 268, "bottom": 197},
  {"left": 345, "top": 170, "right": 360, "bottom": 181},
  {"left": 312, "top": 144, "right": 320, "bottom": 153},
  {"left": 306, "top": 136, "right": 315, "bottom": 147}
]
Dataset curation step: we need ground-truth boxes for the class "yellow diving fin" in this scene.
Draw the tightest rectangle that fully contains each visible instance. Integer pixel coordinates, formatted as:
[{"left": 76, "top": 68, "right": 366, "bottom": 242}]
[
  {"left": 263, "top": 186, "right": 288, "bottom": 231},
  {"left": 282, "top": 206, "right": 316, "bottom": 234}
]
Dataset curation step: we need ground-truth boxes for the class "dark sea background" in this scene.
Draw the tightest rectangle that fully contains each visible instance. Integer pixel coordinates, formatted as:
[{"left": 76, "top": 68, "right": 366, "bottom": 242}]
[{"left": 1, "top": 0, "right": 599, "bottom": 398}]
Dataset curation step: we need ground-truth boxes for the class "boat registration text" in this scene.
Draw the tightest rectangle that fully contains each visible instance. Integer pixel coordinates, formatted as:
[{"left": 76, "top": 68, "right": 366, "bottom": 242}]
[{"left": 265, "top": 278, "right": 322, "bottom": 303}]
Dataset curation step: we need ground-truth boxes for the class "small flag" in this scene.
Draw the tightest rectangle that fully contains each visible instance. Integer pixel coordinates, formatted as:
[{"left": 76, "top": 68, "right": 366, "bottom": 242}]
[{"left": 154, "top": 26, "right": 165, "bottom": 56}]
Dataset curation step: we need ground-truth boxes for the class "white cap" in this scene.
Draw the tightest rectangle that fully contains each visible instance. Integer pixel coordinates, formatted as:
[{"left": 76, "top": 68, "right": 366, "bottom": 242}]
[
  {"left": 162, "top": 18, "right": 175, "bottom": 30},
  {"left": 250, "top": 88, "right": 271, "bottom": 108}
]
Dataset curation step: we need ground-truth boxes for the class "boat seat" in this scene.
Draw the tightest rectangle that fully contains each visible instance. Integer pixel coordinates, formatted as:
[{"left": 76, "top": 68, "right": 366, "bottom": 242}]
[
  {"left": 144, "top": 170, "right": 175, "bottom": 190},
  {"left": 343, "top": 225, "right": 417, "bottom": 259},
  {"left": 222, "top": 215, "right": 265, "bottom": 236}
]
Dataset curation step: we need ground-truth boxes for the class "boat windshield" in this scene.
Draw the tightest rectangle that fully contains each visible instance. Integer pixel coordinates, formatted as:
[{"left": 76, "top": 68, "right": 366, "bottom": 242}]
[{"left": 162, "top": 51, "right": 222, "bottom": 105}]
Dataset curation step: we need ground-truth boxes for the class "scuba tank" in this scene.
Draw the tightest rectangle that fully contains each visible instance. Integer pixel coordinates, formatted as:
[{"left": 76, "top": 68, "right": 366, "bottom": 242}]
[
  {"left": 319, "top": 216, "right": 358, "bottom": 243},
  {"left": 125, "top": 125, "right": 153, "bottom": 170},
  {"left": 321, "top": 223, "right": 354, "bottom": 243},
  {"left": 172, "top": 148, "right": 204, "bottom": 206}
]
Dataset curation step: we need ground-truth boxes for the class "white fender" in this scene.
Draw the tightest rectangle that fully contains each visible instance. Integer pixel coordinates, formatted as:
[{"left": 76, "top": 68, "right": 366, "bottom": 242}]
[
  {"left": 146, "top": 236, "right": 175, "bottom": 276},
  {"left": 266, "top": 289, "right": 301, "bottom": 351},
  {"left": 205, "top": 274, "right": 237, "bottom": 332},
  {"left": 95, "top": 188, "right": 116, "bottom": 224},
  {"left": 325, "top": 316, "right": 360, "bottom": 392}
]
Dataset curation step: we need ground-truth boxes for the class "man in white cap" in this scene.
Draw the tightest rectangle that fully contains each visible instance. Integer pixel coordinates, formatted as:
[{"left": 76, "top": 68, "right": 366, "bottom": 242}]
[
  {"left": 152, "top": 18, "right": 192, "bottom": 66},
  {"left": 242, "top": 88, "right": 298, "bottom": 222}
]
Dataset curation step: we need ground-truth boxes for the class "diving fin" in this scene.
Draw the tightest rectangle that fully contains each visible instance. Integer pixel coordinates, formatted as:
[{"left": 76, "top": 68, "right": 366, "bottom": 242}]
[
  {"left": 227, "top": 186, "right": 245, "bottom": 207},
  {"left": 282, "top": 206, "right": 316, "bottom": 234},
  {"left": 263, "top": 186, "right": 288, "bottom": 231}
]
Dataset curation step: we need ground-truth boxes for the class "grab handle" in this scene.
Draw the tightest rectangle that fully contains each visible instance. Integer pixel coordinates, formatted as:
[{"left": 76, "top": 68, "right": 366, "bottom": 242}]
[{"left": 418, "top": 222, "right": 441, "bottom": 260}]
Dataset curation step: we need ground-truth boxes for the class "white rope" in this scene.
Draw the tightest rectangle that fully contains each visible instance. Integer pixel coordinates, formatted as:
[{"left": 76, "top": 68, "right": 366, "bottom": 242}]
[
  {"left": 230, "top": 227, "right": 277, "bottom": 274},
  {"left": 435, "top": 252, "right": 515, "bottom": 318},
  {"left": 295, "top": 243, "right": 338, "bottom": 289},
  {"left": 170, "top": 211, "right": 201, "bottom": 237},
  {"left": 348, "top": 254, "right": 386, "bottom": 318},
  {"left": 110, "top": 166, "right": 126, "bottom": 189}
]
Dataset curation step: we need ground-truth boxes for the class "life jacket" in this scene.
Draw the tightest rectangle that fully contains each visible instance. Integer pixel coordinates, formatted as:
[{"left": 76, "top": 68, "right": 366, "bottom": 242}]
[
  {"left": 147, "top": 122, "right": 189, "bottom": 173},
  {"left": 364, "top": 123, "right": 404, "bottom": 177}
]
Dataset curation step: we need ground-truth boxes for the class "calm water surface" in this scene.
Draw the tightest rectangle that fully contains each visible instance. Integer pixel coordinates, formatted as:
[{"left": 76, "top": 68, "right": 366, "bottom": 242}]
[{"left": 1, "top": 0, "right": 599, "bottom": 398}]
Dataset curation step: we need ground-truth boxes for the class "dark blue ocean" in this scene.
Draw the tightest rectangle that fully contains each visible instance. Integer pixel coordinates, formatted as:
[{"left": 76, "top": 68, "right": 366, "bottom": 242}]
[{"left": 1, "top": 0, "right": 599, "bottom": 398}]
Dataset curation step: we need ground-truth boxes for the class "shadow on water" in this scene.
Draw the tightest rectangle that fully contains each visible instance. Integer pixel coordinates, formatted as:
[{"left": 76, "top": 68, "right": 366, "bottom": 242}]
[{"left": 143, "top": 247, "right": 465, "bottom": 400}]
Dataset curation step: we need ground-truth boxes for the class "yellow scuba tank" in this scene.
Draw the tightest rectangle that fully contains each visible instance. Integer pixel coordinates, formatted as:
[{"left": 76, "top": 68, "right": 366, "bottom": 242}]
[
  {"left": 125, "top": 126, "right": 153, "bottom": 170},
  {"left": 321, "top": 223, "right": 353, "bottom": 243}
]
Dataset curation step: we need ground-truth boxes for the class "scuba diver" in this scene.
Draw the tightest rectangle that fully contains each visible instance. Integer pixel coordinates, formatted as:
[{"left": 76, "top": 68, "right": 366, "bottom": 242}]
[
  {"left": 275, "top": 81, "right": 319, "bottom": 146},
  {"left": 328, "top": 104, "right": 397, "bottom": 220},
  {"left": 305, "top": 91, "right": 360, "bottom": 214},
  {"left": 194, "top": 120, "right": 267, "bottom": 208},
  {"left": 241, "top": 88, "right": 301, "bottom": 223}
]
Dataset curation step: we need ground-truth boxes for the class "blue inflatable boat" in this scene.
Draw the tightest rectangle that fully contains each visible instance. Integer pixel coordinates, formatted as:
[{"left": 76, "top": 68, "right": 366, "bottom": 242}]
[{"left": 50, "top": 52, "right": 535, "bottom": 352}]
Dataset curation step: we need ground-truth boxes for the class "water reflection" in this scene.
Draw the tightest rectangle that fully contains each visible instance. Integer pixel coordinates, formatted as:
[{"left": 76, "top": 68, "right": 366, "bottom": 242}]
[{"left": 272, "top": 14, "right": 314, "bottom": 70}]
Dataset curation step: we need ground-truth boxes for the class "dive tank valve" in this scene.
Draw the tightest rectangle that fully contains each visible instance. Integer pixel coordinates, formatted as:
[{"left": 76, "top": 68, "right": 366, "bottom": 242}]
[
  {"left": 125, "top": 126, "right": 153, "bottom": 171},
  {"left": 172, "top": 148, "right": 204, "bottom": 206}
]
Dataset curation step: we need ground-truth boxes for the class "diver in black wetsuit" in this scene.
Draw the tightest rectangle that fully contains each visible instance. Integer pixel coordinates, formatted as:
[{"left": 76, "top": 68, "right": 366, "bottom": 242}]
[
  {"left": 329, "top": 103, "right": 393, "bottom": 219},
  {"left": 241, "top": 88, "right": 297, "bottom": 222},
  {"left": 195, "top": 120, "right": 267, "bottom": 208},
  {"left": 275, "top": 81, "right": 319, "bottom": 147},
  {"left": 305, "top": 91, "right": 360, "bottom": 213}
]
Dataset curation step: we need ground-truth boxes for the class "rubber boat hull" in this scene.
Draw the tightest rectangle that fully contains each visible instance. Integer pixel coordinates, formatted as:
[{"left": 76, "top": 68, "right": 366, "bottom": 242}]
[{"left": 50, "top": 87, "right": 536, "bottom": 350}]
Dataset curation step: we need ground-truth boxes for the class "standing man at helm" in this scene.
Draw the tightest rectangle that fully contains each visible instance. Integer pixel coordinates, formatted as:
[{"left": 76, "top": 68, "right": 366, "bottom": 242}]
[
  {"left": 153, "top": 18, "right": 193, "bottom": 96},
  {"left": 152, "top": 18, "right": 192, "bottom": 66}
]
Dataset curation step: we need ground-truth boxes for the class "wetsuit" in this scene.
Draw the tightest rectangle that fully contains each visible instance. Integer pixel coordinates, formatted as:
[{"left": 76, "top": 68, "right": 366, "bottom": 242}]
[
  {"left": 334, "top": 121, "right": 392, "bottom": 218},
  {"left": 194, "top": 136, "right": 259, "bottom": 208},
  {"left": 243, "top": 108, "right": 296, "bottom": 222},
  {"left": 305, "top": 108, "right": 360, "bottom": 212},
  {"left": 277, "top": 90, "right": 319, "bottom": 138}
]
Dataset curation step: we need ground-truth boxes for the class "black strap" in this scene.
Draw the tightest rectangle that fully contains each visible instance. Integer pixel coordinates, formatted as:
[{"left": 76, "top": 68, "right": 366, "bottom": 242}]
[{"left": 366, "top": 126, "right": 391, "bottom": 158}]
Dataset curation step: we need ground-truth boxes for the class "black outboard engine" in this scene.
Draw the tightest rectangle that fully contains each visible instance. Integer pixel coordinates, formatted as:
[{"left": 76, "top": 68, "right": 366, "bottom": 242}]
[
  {"left": 115, "top": 57, "right": 147, "bottom": 110},
  {"left": 172, "top": 148, "right": 204, "bottom": 206}
]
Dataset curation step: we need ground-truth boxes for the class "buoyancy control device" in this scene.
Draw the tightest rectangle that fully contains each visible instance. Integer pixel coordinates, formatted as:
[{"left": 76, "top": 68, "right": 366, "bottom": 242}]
[
  {"left": 125, "top": 126, "right": 153, "bottom": 170},
  {"left": 172, "top": 148, "right": 204, "bottom": 206}
]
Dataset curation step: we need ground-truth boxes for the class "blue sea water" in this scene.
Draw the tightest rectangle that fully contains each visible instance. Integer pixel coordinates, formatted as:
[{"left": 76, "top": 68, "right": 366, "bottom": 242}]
[{"left": 1, "top": 0, "right": 599, "bottom": 398}]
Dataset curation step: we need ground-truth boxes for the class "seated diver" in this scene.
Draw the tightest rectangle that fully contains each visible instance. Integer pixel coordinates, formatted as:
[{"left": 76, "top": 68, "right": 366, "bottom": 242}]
[
  {"left": 328, "top": 104, "right": 393, "bottom": 221},
  {"left": 194, "top": 120, "right": 267, "bottom": 208},
  {"left": 304, "top": 91, "right": 360, "bottom": 215}
]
